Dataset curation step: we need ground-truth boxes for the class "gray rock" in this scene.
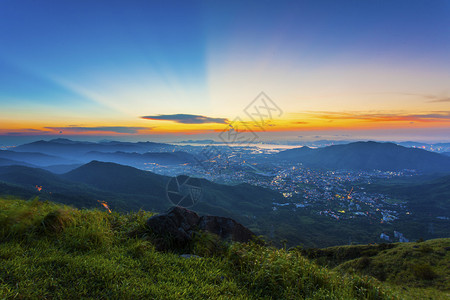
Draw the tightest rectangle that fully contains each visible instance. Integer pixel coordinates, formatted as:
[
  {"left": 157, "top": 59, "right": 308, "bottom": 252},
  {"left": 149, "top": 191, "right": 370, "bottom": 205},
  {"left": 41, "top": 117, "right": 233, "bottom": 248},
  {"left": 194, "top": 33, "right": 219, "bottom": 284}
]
[
  {"left": 198, "top": 215, "right": 255, "bottom": 243},
  {"left": 146, "top": 206, "right": 200, "bottom": 247},
  {"left": 146, "top": 206, "right": 255, "bottom": 249}
]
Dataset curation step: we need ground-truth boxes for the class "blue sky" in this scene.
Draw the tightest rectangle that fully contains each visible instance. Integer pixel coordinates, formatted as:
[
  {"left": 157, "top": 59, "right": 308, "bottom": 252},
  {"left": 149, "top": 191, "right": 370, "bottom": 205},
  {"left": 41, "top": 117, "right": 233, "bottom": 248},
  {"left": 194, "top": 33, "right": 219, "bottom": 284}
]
[{"left": 0, "top": 0, "right": 449, "bottom": 143}]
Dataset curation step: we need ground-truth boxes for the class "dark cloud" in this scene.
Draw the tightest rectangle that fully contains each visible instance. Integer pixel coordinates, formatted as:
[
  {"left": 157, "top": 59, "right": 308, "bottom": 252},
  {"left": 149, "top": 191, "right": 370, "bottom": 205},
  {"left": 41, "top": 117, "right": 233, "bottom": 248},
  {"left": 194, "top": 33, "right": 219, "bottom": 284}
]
[
  {"left": 141, "top": 114, "right": 229, "bottom": 124},
  {"left": 45, "top": 126, "right": 150, "bottom": 134},
  {"left": 4, "top": 129, "right": 50, "bottom": 136}
]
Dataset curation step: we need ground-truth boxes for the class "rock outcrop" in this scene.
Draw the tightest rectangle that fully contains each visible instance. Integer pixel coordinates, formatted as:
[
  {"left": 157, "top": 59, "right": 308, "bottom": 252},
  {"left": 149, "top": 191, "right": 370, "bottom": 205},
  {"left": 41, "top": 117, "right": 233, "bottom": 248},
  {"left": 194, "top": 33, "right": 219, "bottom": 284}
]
[
  {"left": 146, "top": 206, "right": 200, "bottom": 247},
  {"left": 146, "top": 206, "right": 255, "bottom": 249},
  {"left": 197, "top": 215, "right": 254, "bottom": 243}
]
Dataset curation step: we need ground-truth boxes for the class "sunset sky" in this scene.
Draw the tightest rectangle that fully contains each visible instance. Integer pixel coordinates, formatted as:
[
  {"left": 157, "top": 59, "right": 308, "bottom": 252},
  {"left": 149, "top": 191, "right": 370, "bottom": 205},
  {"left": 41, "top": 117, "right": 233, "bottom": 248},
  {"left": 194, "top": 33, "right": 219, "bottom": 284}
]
[{"left": 0, "top": 0, "right": 449, "bottom": 144}]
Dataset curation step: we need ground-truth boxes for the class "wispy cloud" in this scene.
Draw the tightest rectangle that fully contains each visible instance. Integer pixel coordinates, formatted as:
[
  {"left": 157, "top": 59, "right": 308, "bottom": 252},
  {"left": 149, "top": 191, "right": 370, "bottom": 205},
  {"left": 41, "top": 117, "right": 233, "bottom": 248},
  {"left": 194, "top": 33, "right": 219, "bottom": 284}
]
[
  {"left": 428, "top": 97, "right": 450, "bottom": 103},
  {"left": 301, "top": 111, "right": 450, "bottom": 123},
  {"left": 45, "top": 126, "right": 150, "bottom": 134},
  {"left": 397, "top": 93, "right": 450, "bottom": 103},
  {"left": 141, "top": 114, "right": 229, "bottom": 124},
  {"left": 314, "top": 92, "right": 450, "bottom": 104}
]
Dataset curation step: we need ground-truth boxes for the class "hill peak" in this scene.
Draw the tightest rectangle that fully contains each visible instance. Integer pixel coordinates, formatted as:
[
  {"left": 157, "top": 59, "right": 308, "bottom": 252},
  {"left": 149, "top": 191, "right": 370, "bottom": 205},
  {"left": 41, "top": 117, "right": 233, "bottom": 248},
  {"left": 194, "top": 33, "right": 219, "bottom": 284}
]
[
  {"left": 276, "top": 141, "right": 450, "bottom": 172},
  {"left": 67, "top": 160, "right": 137, "bottom": 172}
]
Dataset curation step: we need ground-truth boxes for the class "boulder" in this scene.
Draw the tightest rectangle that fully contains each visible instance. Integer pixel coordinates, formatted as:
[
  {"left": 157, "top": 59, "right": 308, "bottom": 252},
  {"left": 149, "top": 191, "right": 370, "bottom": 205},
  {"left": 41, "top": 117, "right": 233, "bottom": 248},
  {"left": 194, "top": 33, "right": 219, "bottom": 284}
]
[
  {"left": 146, "top": 206, "right": 200, "bottom": 247},
  {"left": 198, "top": 215, "right": 255, "bottom": 243},
  {"left": 146, "top": 206, "right": 255, "bottom": 248}
]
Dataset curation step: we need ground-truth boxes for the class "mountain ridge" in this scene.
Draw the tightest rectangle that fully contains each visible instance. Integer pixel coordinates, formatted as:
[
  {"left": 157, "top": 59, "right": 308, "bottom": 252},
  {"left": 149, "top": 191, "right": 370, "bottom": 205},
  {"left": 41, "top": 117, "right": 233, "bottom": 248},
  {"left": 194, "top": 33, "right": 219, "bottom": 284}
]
[{"left": 275, "top": 141, "right": 450, "bottom": 173}]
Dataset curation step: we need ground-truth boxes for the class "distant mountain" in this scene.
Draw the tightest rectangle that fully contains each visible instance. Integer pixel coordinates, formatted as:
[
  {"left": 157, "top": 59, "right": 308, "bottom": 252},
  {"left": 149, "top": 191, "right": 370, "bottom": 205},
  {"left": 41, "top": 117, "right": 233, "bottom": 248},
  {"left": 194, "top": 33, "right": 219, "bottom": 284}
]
[
  {"left": 0, "top": 165, "right": 69, "bottom": 188},
  {"left": 273, "top": 145, "right": 314, "bottom": 160},
  {"left": 0, "top": 163, "right": 165, "bottom": 211},
  {"left": 41, "top": 164, "right": 83, "bottom": 174},
  {"left": 298, "top": 140, "right": 354, "bottom": 147},
  {"left": 63, "top": 161, "right": 169, "bottom": 196},
  {"left": 63, "top": 161, "right": 279, "bottom": 216},
  {"left": 0, "top": 150, "right": 77, "bottom": 166},
  {"left": 14, "top": 139, "right": 175, "bottom": 157},
  {"left": 0, "top": 155, "right": 81, "bottom": 174},
  {"left": 177, "top": 139, "right": 217, "bottom": 144},
  {"left": 0, "top": 181, "right": 39, "bottom": 199},
  {"left": 81, "top": 151, "right": 195, "bottom": 167},
  {"left": 0, "top": 161, "right": 281, "bottom": 219},
  {"left": 0, "top": 157, "right": 35, "bottom": 167},
  {"left": 0, "top": 162, "right": 171, "bottom": 211},
  {"left": 275, "top": 141, "right": 450, "bottom": 173},
  {"left": 10, "top": 139, "right": 195, "bottom": 168},
  {"left": 45, "top": 138, "right": 86, "bottom": 144}
]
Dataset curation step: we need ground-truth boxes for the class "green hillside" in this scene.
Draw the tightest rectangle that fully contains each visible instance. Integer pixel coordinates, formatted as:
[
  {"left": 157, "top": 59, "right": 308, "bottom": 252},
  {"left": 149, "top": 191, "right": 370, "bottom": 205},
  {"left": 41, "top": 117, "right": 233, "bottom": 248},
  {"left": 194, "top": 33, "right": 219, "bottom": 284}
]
[
  {"left": 0, "top": 196, "right": 403, "bottom": 299},
  {"left": 0, "top": 162, "right": 281, "bottom": 220},
  {"left": 300, "top": 239, "right": 450, "bottom": 299}
]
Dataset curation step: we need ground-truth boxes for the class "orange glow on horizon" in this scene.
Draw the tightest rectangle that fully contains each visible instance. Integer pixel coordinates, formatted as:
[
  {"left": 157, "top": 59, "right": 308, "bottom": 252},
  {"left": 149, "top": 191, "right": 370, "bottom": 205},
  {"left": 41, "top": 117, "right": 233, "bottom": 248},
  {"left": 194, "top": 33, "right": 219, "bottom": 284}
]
[{"left": 1, "top": 110, "right": 449, "bottom": 137}]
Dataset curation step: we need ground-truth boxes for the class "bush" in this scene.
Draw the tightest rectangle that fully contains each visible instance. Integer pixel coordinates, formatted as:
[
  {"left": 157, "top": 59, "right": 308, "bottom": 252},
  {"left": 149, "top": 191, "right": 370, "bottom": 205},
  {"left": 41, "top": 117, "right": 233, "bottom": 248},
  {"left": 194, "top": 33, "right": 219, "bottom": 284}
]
[
  {"left": 190, "top": 231, "right": 226, "bottom": 257},
  {"left": 61, "top": 210, "right": 113, "bottom": 251},
  {"left": 128, "top": 239, "right": 155, "bottom": 258},
  {"left": 42, "top": 209, "right": 77, "bottom": 233},
  {"left": 356, "top": 256, "right": 372, "bottom": 269},
  {"left": 419, "top": 245, "right": 433, "bottom": 254},
  {"left": 412, "top": 264, "right": 437, "bottom": 280}
]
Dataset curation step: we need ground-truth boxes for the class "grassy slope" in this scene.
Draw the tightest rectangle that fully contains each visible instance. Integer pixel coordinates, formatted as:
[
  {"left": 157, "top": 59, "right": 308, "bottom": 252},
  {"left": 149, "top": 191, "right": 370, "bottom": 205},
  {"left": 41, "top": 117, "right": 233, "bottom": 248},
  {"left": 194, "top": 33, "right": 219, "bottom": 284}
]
[
  {"left": 300, "top": 240, "right": 450, "bottom": 299},
  {"left": 0, "top": 197, "right": 398, "bottom": 299}
]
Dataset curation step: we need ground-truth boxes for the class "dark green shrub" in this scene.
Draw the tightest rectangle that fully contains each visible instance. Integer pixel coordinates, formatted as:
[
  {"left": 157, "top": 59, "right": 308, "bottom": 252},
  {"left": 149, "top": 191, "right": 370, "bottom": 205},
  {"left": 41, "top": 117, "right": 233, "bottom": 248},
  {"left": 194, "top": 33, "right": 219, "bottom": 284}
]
[
  {"left": 371, "top": 264, "right": 387, "bottom": 281},
  {"left": 128, "top": 240, "right": 155, "bottom": 258},
  {"left": 42, "top": 209, "right": 76, "bottom": 233},
  {"left": 190, "top": 231, "right": 226, "bottom": 257},
  {"left": 412, "top": 263, "right": 437, "bottom": 280},
  {"left": 356, "top": 256, "right": 372, "bottom": 269},
  {"left": 419, "top": 245, "right": 433, "bottom": 254},
  {"left": 361, "top": 249, "right": 379, "bottom": 257}
]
